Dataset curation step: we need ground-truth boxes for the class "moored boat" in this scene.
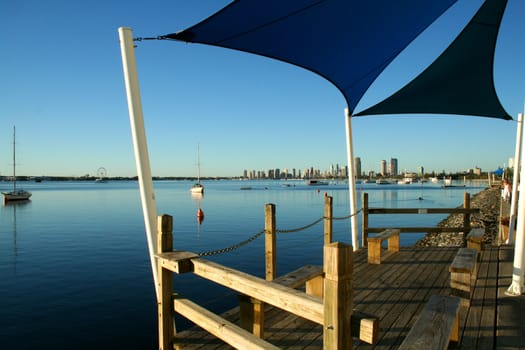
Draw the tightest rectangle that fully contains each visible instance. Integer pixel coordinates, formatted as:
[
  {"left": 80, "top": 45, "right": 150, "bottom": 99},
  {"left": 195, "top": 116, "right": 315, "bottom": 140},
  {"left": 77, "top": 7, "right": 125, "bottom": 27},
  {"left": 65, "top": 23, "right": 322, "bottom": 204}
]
[
  {"left": 306, "top": 179, "right": 328, "bottom": 186},
  {"left": 2, "top": 126, "right": 32, "bottom": 203},
  {"left": 190, "top": 144, "right": 204, "bottom": 194}
]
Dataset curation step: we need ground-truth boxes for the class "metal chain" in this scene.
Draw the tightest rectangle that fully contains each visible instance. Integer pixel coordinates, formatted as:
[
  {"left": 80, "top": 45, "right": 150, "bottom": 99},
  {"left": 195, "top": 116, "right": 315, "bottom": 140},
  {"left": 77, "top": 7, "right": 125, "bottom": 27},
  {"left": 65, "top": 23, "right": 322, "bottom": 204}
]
[
  {"left": 197, "top": 229, "right": 265, "bottom": 256},
  {"left": 276, "top": 217, "right": 324, "bottom": 233},
  {"left": 333, "top": 208, "right": 363, "bottom": 220},
  {"left": 196, "top": 207, "right": 363, "bottom": 255}
]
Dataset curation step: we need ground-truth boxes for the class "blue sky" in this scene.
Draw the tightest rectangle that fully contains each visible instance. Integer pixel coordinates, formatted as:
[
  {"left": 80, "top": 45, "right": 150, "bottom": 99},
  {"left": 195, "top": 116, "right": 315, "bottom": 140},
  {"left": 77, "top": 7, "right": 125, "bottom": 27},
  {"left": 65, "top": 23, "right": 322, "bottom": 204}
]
[{"left": 1, "top": 0, "right": 524, "bottom": 178}]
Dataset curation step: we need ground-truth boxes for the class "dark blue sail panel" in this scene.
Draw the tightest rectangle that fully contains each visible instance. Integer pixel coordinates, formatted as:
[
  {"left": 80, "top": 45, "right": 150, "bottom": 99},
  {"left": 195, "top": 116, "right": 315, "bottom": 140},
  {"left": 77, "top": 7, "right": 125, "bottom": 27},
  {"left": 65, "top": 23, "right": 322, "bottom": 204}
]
[
  {"left": 164, "top": 0, "right": 458, "bottom": 114},
  {"left": 355, "top": 0, "right": 511, "bottom": 120}
]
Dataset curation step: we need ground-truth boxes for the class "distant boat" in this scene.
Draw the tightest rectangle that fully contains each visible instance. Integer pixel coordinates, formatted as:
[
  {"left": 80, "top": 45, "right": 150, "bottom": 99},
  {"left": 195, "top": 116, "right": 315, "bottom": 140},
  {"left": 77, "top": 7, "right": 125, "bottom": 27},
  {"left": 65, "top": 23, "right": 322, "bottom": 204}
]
[
  {"left": 306, "top": 179, "right": 328, "bottom": 186},
  {"left": 376, "top": 179, "right": 390, "bottom": 185},
  {"left": 2, "top": 126, "right": 32, "bottom": 203},
  {"left": 443, "top": 177, "right": 453, "bottom": 187},
  {"left": 190, "top": 144, "right": 204, "bottom": 194}
]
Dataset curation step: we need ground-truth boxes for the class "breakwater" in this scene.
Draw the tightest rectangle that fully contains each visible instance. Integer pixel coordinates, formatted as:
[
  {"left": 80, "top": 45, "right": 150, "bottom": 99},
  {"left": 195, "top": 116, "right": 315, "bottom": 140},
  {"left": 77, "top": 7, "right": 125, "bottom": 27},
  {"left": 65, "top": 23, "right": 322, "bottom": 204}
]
[{"left": 416, "top": 186, "right": 500, "bottom": 247}]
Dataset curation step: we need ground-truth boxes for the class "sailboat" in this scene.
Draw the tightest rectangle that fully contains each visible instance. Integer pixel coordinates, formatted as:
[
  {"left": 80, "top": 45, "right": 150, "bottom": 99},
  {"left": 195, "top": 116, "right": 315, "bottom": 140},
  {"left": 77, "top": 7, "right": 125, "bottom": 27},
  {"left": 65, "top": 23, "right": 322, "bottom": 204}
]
[
  {"left": 2, "top": 126, "right": 32, "bottom": 203},
  {"left": 190, "top": 144, "right": 204, "bottom": 194}
]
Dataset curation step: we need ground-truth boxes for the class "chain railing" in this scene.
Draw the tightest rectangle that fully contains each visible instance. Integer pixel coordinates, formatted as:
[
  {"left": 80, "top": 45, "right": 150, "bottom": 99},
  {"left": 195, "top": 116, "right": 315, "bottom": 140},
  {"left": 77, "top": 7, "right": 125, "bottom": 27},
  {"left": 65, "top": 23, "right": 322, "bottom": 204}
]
[{"left": 196, "top": 207, "right": 362, "bottom": 256}]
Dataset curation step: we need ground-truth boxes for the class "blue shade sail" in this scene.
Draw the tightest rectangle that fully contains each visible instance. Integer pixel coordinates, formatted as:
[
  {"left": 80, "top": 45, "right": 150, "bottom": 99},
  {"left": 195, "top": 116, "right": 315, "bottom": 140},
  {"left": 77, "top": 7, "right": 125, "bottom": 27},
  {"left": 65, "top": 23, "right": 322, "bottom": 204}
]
[
  {"left": 355, "top": 0, "right": 511, "bottom": 120},
  {"left": 163, "top": 0, "right": 459, "bottom": 114}
]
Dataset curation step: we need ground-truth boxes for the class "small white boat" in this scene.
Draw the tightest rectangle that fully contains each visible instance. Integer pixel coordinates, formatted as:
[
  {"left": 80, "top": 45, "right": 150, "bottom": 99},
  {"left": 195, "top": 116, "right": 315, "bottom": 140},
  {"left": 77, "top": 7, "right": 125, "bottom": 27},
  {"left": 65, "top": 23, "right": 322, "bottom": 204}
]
[
  {"left": 443, "top": 177, "right": 453, "bottom": 187},
  {"left": 190, "top": 144, "right": 204, "bottom": 194},
  {"left": 2, "top": 126, "right": 32, "bottom": 203},
  {"left": 376, "top": 179, "right": 389, "bottom": 185},
  {"left": 190, "top": 183, "right": 204, "bottom": 194}
]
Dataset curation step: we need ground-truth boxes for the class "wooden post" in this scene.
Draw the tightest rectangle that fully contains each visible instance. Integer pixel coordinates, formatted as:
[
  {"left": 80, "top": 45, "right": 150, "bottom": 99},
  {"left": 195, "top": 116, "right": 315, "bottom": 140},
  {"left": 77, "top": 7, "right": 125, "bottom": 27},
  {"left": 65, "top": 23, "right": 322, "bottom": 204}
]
[
  {"left": 463, "top": 192, "right": 470, "bottom": 246},
  {"left": 324, "top": 195, "right": 333, "bottom": 245},
  {"left": 265, "top": 203, "right": 276, "bottom": 281},
  {"left": 324, "top": 242, "right": 353, "bottom": 350},
  {"left": 362, "top": 193, "right": 369, "bottom": 247},
  {"left": 157, "top": 214, "right": 174, "bottom": 350},
  {"left": 238, "top": 295, "right": 264, "bottom": 338}
]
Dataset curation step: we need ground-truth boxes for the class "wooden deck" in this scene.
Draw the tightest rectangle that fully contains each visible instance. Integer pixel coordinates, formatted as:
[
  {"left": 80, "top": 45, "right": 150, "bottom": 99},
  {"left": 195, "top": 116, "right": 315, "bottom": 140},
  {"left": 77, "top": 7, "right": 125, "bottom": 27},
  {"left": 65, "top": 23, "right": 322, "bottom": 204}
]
[{"left": 173, "top": 245, "right": 524, "bottom": 349}]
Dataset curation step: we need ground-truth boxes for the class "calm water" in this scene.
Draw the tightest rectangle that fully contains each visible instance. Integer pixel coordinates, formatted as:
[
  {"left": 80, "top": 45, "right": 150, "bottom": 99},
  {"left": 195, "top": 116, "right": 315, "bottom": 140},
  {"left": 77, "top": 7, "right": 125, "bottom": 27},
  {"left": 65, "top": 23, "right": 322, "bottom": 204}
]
[{"left": 0, "top": 179, "right": 485, "bottom": 349}]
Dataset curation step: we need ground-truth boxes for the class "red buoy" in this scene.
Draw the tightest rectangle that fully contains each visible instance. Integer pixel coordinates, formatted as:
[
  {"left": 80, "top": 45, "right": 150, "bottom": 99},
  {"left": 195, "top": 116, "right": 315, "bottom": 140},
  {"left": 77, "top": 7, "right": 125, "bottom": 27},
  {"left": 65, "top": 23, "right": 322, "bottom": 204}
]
[{"left": 197, "top": 208, "right": 204, "bottom": 224}]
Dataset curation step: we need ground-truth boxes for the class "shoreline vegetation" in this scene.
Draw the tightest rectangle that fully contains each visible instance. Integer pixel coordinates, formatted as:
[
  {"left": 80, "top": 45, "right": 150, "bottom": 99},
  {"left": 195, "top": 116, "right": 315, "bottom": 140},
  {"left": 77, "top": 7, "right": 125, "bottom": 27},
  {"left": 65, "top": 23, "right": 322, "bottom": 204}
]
[
  {"left": 416, "top": 186, "right": 501, "bottom": 247},
  {"left": 1, "top": 174, "right": 496, "bottom": 182}
]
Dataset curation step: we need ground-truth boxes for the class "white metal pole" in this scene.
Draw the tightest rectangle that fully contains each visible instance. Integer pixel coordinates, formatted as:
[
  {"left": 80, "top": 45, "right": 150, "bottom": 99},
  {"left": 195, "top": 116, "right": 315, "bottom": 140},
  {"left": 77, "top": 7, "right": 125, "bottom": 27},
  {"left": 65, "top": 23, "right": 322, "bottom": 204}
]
[
  {"left": 119, "top": 27, "right": 159, "bottom": 300},
  {"left": 509, "top": 113, "right": 523, "bottom": 244},
  {"left": 345, "top": 108, "right": 359, "bottom": 250},
  {"left": 506, "top": 114, "right": 525, "bottom": 295}
]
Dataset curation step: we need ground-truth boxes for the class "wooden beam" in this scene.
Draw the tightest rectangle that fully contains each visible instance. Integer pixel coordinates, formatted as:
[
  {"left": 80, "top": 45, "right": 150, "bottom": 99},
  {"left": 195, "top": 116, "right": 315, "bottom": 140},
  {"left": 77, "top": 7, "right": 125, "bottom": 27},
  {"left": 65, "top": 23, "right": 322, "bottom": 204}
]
[
  {"left": 367, "top": 207, "right": 479, "bottom": 214},
  {"left": 366, "top": 226, "right": 472, "bottom": 233},
  {"left": 156, "top": 251, "right": 199, "bottom": 274},
  {"left": 190, "top": 257, "right": 324, "bottom": 324},
  {"left": 173, "top": 294, "right": 280, "bottom": 350}
]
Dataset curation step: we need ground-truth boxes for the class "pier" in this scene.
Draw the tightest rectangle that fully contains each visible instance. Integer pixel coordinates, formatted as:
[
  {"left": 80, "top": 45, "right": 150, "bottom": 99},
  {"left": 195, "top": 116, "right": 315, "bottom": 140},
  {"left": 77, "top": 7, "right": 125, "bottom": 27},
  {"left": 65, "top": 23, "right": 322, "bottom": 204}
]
[{"left": 153, "top": 195, "right": 525, "bottom": 349}]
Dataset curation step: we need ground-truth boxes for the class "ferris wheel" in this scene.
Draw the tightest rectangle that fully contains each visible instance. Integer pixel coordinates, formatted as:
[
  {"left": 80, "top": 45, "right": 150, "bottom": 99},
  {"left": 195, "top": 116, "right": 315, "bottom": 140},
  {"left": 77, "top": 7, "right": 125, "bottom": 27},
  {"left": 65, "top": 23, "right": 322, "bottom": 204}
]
[{"left": 96, "top": 167, "right": 107, "bottom": 179}]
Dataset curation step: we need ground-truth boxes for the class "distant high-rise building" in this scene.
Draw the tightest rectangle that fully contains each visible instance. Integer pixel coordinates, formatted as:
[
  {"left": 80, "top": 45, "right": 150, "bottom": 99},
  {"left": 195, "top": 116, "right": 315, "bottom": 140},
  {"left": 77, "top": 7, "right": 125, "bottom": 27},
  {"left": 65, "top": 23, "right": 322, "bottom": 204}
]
[
  {"left": 418, "top": 166, "right": 424, "bottom": 177},
  {"left": 355, "top": 157, "right": 361, "bottom": 178},
  {"left": 390, "top": 158, "right": 398, "bottom": 176},
  {"left": 381, "top": 160, "right": 387, "bottom": 176}
]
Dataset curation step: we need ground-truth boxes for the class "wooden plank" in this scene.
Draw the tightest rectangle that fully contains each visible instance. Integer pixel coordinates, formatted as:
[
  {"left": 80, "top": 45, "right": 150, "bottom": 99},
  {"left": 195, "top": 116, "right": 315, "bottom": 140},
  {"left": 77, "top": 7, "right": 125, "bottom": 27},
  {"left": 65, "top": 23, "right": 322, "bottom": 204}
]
[
  {"left": 157, "top": 251, "right": 200, "bottom": 274},
  {"left": 367, "top": 208, "right": 479, "bottom": 214},
  {"left": 467, "top": 227, "right": 485, "bottom": 240},
  {"left": 467, "top": 228, "right": 485, "bottom": 252},
  {"left": 398, "top": 295, "right": 460, "bottom": 350},
  {"left": 476, "top": 247, "right": 498, "bottom": 350},
  {"left": 449, "top": 248, "right": 478, "bottom": 273},
  {"left": 367, "top": 226, "right": 473, "bottom": 233},
  {"left": 367, "top": 247, "right": 455, "bottom": 349},
  {"left": 238, "top": 265, "right": 322, "bottom": 338},
  {"left": 368, "top": 228, "right": 400, "bottom": 241},
  {"left": 388, "top": 248, "right": 455, "bottom": 348},
  {"left": 190, "top": 257, "right": 324, "bottom": 324},
  {"left": 367, "top": 229, "right": 400, "bottom": 264},
  {"left": 495, "top": 245, "right": 525, "bottom": 350},
  {"left": 273, "top": 265, "right": 323, "bottom": 289},
  {"left": 172, "top": 295, "right": 280, "bottom": 350}
]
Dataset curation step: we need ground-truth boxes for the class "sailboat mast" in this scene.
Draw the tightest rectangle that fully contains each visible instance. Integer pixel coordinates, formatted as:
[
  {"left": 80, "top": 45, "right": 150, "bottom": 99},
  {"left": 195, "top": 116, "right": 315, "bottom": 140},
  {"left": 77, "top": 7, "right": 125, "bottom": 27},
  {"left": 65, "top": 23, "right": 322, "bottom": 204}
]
[
  {"left": 196, "top": 143, "right": 201, "bottom": 183},
  {"left": 12, "top": 126, "right": 16, "bottom": 192}
]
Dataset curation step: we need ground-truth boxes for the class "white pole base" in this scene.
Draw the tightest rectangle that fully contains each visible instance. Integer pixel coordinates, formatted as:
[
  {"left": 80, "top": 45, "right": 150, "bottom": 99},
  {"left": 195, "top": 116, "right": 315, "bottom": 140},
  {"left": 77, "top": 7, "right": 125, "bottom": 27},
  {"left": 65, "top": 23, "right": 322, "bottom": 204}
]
[{"left": 505, "top": 281, "right": 524, "bottom": 296}]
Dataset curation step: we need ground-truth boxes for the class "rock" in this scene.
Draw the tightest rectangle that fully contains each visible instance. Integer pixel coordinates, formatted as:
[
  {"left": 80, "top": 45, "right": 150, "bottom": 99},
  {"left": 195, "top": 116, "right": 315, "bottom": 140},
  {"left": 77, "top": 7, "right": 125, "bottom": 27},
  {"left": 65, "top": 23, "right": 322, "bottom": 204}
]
[{"left": 415, "top": 187, "right": 501, "bottom": 247}]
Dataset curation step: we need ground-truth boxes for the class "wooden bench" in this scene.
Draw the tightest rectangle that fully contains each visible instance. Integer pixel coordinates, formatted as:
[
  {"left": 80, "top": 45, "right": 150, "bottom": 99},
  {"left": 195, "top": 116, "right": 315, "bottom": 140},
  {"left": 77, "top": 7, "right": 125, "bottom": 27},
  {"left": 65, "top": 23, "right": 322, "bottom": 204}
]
[
  {"left": 467, "top": 227, "right": 485, "bottom": 252},
  {"left": 367, "top": 228, "right": 400, "bottom": 264},
  {"left": 449, "top": 247, "right": 478, "bottom": 307},
  {"left": 239, "top": 265, "right": 379, "bottom": 344},
  {"left": 398, "top": 295, "right": 461, "bottom": 350}
]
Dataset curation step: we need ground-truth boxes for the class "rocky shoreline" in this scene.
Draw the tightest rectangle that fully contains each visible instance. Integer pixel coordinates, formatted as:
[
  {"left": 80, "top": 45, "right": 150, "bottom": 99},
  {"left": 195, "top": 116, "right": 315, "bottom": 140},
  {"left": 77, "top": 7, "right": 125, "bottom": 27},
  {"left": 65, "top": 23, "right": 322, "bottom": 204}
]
[{"left": 415, "top": 186, "right": 501, "bottom": 247}]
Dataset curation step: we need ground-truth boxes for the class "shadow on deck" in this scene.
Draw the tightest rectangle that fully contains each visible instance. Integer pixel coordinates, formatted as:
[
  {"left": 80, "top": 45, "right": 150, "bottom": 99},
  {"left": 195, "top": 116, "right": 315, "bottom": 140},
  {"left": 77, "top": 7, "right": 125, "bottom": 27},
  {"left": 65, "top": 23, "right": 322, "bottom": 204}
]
[{"left": 173, "top": 245, "right": 525, "bottom": 349}]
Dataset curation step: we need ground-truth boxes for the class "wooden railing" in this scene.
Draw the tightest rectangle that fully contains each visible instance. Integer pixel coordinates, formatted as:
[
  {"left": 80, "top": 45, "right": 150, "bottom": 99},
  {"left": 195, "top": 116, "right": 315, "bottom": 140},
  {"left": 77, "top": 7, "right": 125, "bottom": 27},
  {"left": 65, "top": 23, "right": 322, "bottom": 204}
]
[
  {"left": 155, "top": 195, "right": 354, "bottom": 350},
  {"left": 361, "top": 192, "right": 480, "bottom": 247}
]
